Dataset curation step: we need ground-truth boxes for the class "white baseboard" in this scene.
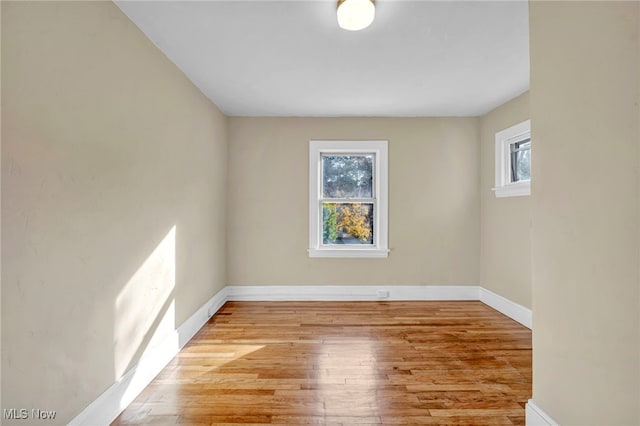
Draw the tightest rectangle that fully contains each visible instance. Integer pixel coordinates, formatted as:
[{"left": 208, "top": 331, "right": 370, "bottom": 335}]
[
  {"left": 228, "top": 285, "right": 531, "bottom": 329},
  {"left": 526, "top": 399, "right": 559, "bottom": 426},
  {"left": 68, "top": 288, "right": 229, "bottom": 426},
  {"left": 226, "top": 285, "right": 480, "bottom": 301},
  {"left": 178, "top": 287, "right": 229, "bottom": 348},
  {"left": 70, "top": 284, "right": 531, "bottom": 425},
  {"left": 479, "top": 287, "right": 532, "bottom": 329}
]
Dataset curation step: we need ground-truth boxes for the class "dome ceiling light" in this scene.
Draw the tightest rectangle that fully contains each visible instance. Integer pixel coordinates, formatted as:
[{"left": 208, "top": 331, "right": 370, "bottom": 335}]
[{"left": 337, "top": 0, "right": 375, "bottom": 31}]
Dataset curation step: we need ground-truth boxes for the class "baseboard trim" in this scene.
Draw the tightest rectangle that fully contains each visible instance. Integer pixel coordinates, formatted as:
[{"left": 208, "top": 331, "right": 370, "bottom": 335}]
[
  {"left": 479, "top": 287, "right": 532, "bottom": 329},
  {"left": 70, "top": 284, "right": 532, "bottom": 424},
  {"left": 227, "top": 285, "right": 531, "bottom": 329},
  {"left": 68, "top": 288, "right": 229, "bottom": 426},
  {"left": 226, "top": 285, "right": 480, "bottom": 301},
  {"left": 526, "top": 399, "right": 559, "bottom": 426}
]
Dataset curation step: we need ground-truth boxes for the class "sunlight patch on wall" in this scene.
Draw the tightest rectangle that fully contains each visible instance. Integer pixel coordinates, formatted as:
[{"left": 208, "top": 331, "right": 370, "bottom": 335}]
[{"left": 114, "top": 226, "right": 176, "bottom": 380}]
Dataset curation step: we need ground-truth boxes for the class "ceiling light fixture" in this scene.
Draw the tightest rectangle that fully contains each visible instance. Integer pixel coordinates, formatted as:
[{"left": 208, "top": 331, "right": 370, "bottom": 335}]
[{"left": 337, "top": 0, "right": 375, "bottom": 31}]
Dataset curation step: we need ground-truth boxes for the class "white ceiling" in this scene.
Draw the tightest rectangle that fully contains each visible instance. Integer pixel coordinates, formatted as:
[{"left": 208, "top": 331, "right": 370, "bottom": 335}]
[{"left": 115, "top": 1, "right": 529, "bottom": 117}]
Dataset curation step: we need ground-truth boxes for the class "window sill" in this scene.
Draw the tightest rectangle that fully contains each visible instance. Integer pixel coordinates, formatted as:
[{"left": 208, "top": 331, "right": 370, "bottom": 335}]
[
  {"left": 308, "top": 248, "right": 389, "bottom": 258},
  {"left": 493, "top": 181, "right": 531, "bottom": 198}
]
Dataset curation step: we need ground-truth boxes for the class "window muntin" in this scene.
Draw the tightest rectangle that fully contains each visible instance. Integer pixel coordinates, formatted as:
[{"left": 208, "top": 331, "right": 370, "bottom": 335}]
[{"left": 309, "top": 141, "right": 388, "bottom": 258}]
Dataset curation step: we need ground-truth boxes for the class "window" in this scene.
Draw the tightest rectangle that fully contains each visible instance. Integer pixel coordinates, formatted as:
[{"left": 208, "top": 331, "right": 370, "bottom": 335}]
[
  {"left": 493, "top": 119, "right": 531, "bottom": 197},
  {"left": 309, "top": 140, "right": 388, "bottom": 258}
]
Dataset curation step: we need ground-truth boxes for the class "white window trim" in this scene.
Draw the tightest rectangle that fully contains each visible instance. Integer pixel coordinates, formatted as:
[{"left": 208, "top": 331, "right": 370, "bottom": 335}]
[
  {"left": 493, "top": 119, "right": 531, "bottom": 198},
  {"left": 308, "top": 140, "right": 389, "bottom": 258}
]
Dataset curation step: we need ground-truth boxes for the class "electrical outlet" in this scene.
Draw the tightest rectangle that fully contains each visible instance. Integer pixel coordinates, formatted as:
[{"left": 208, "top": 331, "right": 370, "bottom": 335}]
[{"left": 377, "top": 290, "right": 389, "bottom": 298}]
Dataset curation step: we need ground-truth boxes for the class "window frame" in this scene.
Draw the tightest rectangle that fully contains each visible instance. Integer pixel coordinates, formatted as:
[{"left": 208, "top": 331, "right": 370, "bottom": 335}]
[
  {"left": 308, "top": 140, "right": 389, "bottom": 258},
  {"left": 493, "top": 119, "right": 531, "bottom": 198}
]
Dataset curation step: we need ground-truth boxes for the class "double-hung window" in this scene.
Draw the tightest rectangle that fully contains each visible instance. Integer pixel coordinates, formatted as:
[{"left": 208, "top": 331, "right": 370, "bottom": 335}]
[
  {"left": 493, "top": 119, "right": 531, "bottom": 197},
  {"left": 308, "top": 140, "right": 388, "bottom": 258}
]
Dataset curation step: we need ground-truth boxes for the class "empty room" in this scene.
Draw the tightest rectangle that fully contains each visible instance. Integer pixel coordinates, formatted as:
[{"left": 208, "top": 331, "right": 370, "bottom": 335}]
[{"left": 2, "top": 1, "right": 639, "bottom": 425}]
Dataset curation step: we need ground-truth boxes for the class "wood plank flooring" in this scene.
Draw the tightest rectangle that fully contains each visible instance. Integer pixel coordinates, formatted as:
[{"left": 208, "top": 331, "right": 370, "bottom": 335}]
[{"left": 113, "top": 301, "right": 531, "bottom": 425}]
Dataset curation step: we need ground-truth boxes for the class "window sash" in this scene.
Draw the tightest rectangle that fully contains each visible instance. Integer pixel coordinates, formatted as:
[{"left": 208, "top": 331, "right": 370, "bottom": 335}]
[
  {"left": 319, "top": 201, "right": 376, "bottom": 247},
  {"left": 319, "top": 151, "right": 378, "bottom": 247},
  {"left": 319, "top": 200, "right": 376, "bottom": 247},
  {"left": 309, "top": 140, "right": 388, "bottom": 258},
  {"left": 320, "top": 152, "right": 376, "bottom": 199},
  {"left": 509, "top": 138, "right": 531, "bottom": 183}
]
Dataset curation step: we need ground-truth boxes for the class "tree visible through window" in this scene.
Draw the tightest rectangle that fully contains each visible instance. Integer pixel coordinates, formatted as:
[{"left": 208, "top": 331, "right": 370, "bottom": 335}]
[
  {"left": 321, "top": 155, "right": 374, "bottom": 245},
  {"left": 309, "top": 140, "right": 388, "bottom": 258}
]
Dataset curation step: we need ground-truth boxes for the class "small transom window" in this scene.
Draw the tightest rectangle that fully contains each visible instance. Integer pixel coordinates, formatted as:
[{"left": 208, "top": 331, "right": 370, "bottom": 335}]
[{"left": 494, "top": 120, "right": 531, "bottom": 197}]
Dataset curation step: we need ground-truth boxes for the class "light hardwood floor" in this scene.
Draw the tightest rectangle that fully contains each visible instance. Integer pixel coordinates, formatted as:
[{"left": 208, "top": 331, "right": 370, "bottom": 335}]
[{"left": 113, "top": 301, "right": 531, "bottom": 425}]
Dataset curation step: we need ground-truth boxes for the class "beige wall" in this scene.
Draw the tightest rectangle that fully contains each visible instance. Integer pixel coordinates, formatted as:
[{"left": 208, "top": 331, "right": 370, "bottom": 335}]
[
  {"left": 11, "top": 2, "right": 640, "bottom": 425},
  {"left": 479, "top": 92, "right": 531, "bottom": 308},
  {"left": 530, "top": 1, "right": 639, "bottom": 424},
  {"left": 1, "top": 2, "right": 227, "bottom": 423},
  {"left": 227, "top": 117, "right": 480, "bottom": 286}
]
